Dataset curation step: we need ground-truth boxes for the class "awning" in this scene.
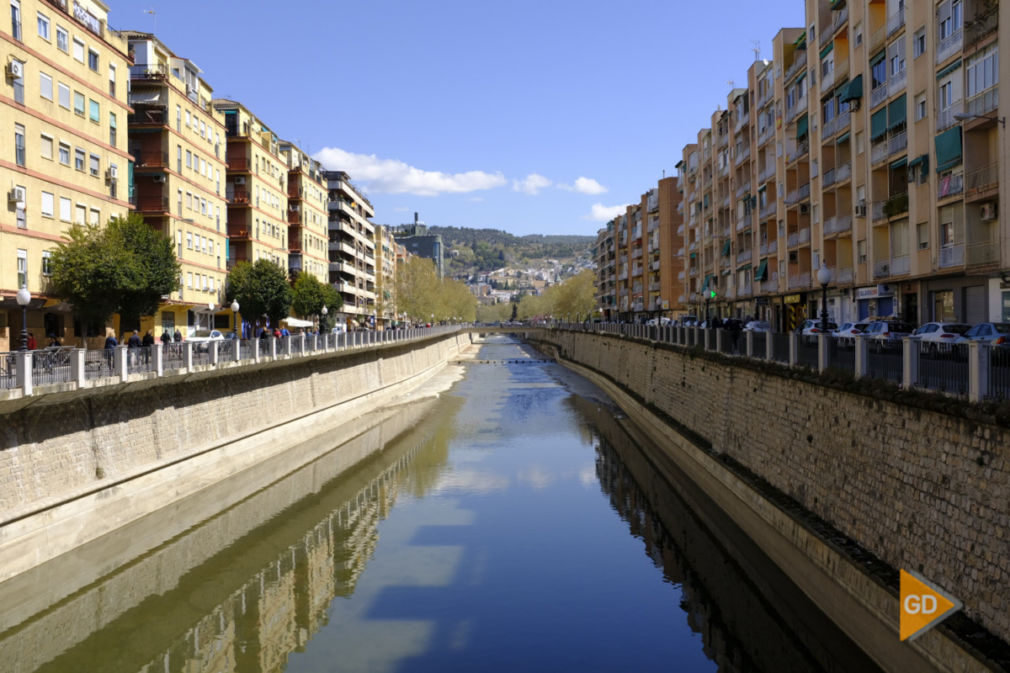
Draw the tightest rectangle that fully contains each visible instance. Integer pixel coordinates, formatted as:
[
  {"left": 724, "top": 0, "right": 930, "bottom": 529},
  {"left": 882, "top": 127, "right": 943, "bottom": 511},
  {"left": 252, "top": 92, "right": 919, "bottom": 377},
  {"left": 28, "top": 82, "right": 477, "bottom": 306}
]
[
  {"left": 755, "top": 258, "right": 769, "bottom": 281},
  {"left": 840, "top": 74, "right": 863, "bottom": 102},
  {"left": 935, "top": 126, "right": 963, "bottom": 172},
  {"left": 820, "top": 42, "right": 834, "bottom": 59},
  {"left": 794, "top": 31, "right": 807, "bottom": 49},
  {"left": 836, "top": 131, "right": 851, "bottom": 144},
  {"left": 870, "top": 108, "right": 888, "bottom": 139},
  {"left": 888, "top": 94, "right": 907, "bottom": 129},
  {"left": 722, "top": 239, "right": 731, "bottom": 256},
  {"left": 128, "top": 90, "right": 162, "bottom": 104},
  {"left": 283, "top": 316, "right": 314, "bottom": 327},
  {"left": 796, "top": 115, "right": 809, "bottom": 140},
  {"left": 890, "top": 157, "right": 908, "bottom": 171},
  {"left": 936, "top": 59, "right": 961, "bottom": 80},
  {"left": 870, "top": 50, "right": 886, "bottom": 67}
]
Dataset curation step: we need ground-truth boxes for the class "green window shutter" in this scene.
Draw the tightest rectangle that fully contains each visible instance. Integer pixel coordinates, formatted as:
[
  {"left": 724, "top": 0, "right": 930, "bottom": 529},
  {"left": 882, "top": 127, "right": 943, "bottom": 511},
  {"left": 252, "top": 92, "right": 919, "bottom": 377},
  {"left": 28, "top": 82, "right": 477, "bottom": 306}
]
[
  {"left": 722, "top": 240, "right": 731, "bottom": 256},
  {"left": 935, "top": 127, "right": 963, "bottom": 172},
  {"left": 870, "top": 50, "right": 886, "bottom": 66},
  {"left": 796, "top": 115, "right": 809, "bottom": 140},
  {"left": 890, "top": 157, "right": 908, "bottom": 170},
  {"left": 870, "top": 108, "right": 888, "bottom": 139},
  {"left": 936, "top": 59, "right": 961, "bottom": 80},
  {"left": 836, "top": 131, "right": 851, "bottom": 144},
  {"left": 840, "top": 74, "right": 863, "bottom": 101},
  {"left": 755, "top": 258, "right": 768, "bottom": 281},
  {"left": 794, "top": 32, "right": 807, "bottom": 49},
  {"left": 820, "top": 42, "right": 834, "bottom": 59},
  {"left": 888, "top": 94, "right": 907, "bottom": 129}
]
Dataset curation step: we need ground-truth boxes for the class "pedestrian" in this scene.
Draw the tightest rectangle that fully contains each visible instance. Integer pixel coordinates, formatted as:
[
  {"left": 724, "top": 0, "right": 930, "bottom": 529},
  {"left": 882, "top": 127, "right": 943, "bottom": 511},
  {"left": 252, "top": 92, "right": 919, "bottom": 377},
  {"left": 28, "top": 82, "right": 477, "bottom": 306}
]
[
  {"left": 104, "top": 330, "right": 118, "bottom": 371},
  {"left": 273, "top": 327, "right": 281, "bottom": 339},
  {"left": 126, "top": 330, "right": 141, "bottom": 368},
  {"left": 142, "top": 330, "right": 154, "bottom": 365},
  {"left": 47, "top": 333, "right": 60, "bottom": 348},
  {"left": 26, "top": 332, "right": 37, "bottom": 350},
  {"left": 281, "top": 326, "right": 290, "bottom": 337},
  {"left": 160, "top": 330, "right": 171, "bottom": 345},
  {"left": 174, "top": 328, "right": 182, "bottom": 343},
  {"left": 728, "top": 318, "right": 742, "bottom": 354}
]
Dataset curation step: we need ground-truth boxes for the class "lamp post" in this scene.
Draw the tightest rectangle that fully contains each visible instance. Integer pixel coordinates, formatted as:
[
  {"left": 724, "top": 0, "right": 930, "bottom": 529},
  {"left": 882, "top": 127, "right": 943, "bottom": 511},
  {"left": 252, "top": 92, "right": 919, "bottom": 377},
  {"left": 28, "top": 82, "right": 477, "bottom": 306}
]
[
  {"left": 817, "top": 263, "right": 833, "bottom": 333},
  {"left": 16, "top": 285, "right": 30, "bottom": 351},
  {"left": 231, "top": 299, "right": 240, "bottom": 339},
  {"left": 321, "top": 304, "right": 328, "bottom": 332}
]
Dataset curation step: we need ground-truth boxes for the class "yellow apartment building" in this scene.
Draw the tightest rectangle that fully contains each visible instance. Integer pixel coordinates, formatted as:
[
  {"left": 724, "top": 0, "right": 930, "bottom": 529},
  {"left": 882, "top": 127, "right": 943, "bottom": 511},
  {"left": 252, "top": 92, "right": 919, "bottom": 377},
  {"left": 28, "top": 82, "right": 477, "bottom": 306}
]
[
  {"left": 213, "top": 99, "right": 289, "bottom": 283},
  {"left": 124, "top": 31, "right": 228, "bottom": 339},
  {"left": 1, "top": 0, "right": 131, "bottom": 348},
  {"left": 374, "top": 224, "right": 398, "bottom": 328},
  {"left": 278, "top": 141, "right": 328, "bottom": 285},
  {"left": 324, "top": 170, "right": 376, "bottom": 328},
  {"left": 594, "top": 221, "right": 616, "bottom": 320}
]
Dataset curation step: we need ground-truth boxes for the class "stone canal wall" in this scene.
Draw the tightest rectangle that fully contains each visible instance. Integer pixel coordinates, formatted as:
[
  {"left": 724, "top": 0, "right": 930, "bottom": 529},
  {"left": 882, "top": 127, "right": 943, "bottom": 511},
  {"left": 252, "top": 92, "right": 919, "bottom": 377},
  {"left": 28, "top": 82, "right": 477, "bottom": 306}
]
[
  {"left": 0, "top": 333, "right": 471, "bottom": 583},
  {"left": 530, "top": 329, "right": 1010, "bottom": 673}
]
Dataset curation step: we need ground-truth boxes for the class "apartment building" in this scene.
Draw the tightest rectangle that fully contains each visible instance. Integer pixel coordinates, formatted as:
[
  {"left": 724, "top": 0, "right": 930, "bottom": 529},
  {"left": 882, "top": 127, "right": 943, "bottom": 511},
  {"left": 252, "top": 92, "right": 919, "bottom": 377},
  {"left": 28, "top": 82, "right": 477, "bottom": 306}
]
[
  {"left": 2, "top": 0, "right": 132, "bottom": 348},
  {"left": 594, "top": 221, "right": 616, "bottom": 320},
  {"left": 278, "top": 142, "right": 327, "bottom": 284},
  {"left": 125, "top": 32, "right": 228, "bottom": 337},
  {"left": 324, "top": 171, "right": 376, "bottom": 327},
  {"left": 374, "top": 224, "right": 397, "bottom": 328},
  {"left": 213, "top": 99, "right": 289, "bottom": 276}
]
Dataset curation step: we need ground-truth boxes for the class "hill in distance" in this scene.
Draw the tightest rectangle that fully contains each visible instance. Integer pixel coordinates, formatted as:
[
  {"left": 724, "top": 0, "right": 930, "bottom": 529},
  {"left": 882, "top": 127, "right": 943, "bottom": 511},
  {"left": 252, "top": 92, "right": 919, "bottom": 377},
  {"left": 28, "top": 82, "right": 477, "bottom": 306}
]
[{"left": 429, "top": 226, "right": 595, "bottom": 276}]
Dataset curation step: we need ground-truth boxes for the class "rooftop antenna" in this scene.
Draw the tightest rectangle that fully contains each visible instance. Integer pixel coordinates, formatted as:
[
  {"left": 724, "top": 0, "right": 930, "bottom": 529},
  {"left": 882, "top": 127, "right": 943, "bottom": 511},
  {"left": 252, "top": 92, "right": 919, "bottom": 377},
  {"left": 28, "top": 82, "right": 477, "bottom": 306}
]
[
  {"left": 144, "top": 8, "right": 157, "bottom": 33},
  {"left": 752, "top": 40, "right": 761, "bottom": 61}
]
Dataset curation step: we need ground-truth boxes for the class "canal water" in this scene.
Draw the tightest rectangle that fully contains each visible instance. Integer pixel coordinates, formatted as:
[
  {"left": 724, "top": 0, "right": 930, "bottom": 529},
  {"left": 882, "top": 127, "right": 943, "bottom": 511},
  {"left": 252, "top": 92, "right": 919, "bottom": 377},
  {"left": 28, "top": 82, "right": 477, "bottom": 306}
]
[{"left": 0, "top": 335, "right": 881, "bottom": 673}]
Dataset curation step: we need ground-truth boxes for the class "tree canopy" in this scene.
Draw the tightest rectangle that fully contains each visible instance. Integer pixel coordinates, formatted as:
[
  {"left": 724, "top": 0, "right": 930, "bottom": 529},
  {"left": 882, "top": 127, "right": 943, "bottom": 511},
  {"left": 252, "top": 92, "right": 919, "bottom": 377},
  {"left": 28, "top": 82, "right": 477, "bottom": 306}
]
[
  {"left": 291, "top": 273, "right": 342, "bottom": 321},
  {"left": 515, "top": 269, "right": 595, "bottom": 321},
  {"left": 395, "top": 256, "right": 476, "bottom": 323},
  {"left": 49, "top": 213, "right": 180, "bottom": 330},
  {"left": 226, "top": 259, "right": 293, "bottom": 326}
]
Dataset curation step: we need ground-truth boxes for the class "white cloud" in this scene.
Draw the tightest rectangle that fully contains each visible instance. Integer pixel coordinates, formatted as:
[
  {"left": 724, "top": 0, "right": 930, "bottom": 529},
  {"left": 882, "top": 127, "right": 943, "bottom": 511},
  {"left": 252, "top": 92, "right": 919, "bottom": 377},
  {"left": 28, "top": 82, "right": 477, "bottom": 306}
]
[
  {"left": 512, "top": 173, "right": 552, "bottom": 195},
  {"left": 559, "top": 176, "right": 608, "bottom": 195},
  {"left": 314, "top": 147, "right": 506, "bottom": 197},
  {"left": 585, "top": 203, "right": 627, "bottom": 222}
]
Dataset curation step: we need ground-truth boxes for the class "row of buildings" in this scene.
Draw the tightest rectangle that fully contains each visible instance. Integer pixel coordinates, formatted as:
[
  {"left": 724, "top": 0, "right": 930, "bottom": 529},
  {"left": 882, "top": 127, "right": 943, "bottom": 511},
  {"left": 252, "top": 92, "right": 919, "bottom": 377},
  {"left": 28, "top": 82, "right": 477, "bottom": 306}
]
[
  {"left": 0, "top": 0, "right": 409, "bottom": 349},
  {"left": 597, "top": 0, "right": 1007, "bottom": 331}
]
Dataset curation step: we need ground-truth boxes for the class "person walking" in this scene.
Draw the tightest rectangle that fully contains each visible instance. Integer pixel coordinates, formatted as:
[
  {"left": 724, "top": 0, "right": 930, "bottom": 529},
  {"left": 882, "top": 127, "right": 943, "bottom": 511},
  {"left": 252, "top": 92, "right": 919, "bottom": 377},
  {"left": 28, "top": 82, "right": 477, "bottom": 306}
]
[
  {"left": 26, "top": 332, "right": 37, "bottom": 350},
  {"left": 126, "top": 330, "right": 141, "bottom": 369},
  {"left": 142, "top": 330, "right": 154, "bottom": 365},
  {"left": 174, "top": 328, "right": 182, "bottom": 343},
  {"left": 160, "top": 330, "right": 171, "bottom": 345},
  {"left": 104, "top": 330, "right": 118, "bottom": 372}
]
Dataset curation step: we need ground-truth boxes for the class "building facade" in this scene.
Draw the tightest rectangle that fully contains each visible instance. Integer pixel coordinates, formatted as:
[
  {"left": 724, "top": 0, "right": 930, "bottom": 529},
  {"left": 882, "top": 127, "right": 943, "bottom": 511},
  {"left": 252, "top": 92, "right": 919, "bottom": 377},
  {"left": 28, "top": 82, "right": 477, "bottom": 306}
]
[
  {"left": 279, "top": 142, "right": 328, "bottom": 284},
  {"left": 2, "top": 0, "right": 132, "bottom": 348},
  {"left": 393, "top": 215, "right": 444, "bottom": 279},
  {"left": 126, "top": 31, "right": 228, "bottom": 337},
  {"left": 324, "top": 171, "right": 376, "bottom": 327},
  {"left": 374, "top": 224, "right": 398, "bottom": 328}
]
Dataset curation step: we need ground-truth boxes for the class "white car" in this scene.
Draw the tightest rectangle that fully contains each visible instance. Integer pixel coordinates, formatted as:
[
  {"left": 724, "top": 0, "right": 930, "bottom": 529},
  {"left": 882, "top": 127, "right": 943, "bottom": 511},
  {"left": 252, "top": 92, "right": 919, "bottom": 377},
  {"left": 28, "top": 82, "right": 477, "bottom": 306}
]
[
  {"left": 798, "top": 319, "right": 838, "bottom": 335},
  {"left": 833, "top": 322, "right": 869, "bottom": 347},
  {"left": 742, "top": 320, "right": 771, "bottom": 332},
  {"left": 911, "top": 322, "right": 971, "bottom": 355},
  {"left": 187, "top": 329, "right": 225, "bottom": 352}
]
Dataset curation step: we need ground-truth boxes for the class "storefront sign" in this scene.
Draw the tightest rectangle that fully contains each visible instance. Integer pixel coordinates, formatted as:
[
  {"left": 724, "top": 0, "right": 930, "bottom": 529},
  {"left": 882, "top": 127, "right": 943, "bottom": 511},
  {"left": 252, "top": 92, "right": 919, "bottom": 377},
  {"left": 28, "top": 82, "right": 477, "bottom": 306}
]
[
  {"left": 855, "top": 284, "right": 894, "bottom": 300},
  {"left": 783, "top": 294, "right": 802, "bottom": 304}
]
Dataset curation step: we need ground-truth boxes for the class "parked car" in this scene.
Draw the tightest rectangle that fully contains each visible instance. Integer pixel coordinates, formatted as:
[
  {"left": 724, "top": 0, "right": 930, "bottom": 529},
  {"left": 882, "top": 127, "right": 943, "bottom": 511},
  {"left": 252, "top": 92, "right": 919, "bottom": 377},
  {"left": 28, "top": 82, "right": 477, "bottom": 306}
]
[
  {"left": 188, "top": 329, "right": 225, "bottom": 352},
  {"left": 680, "top": 315, "right": 699, "bottom": 327},
  {"left": 645, "top": 317, "right": 673, "bottom": 327},
  {"left": 742, "top": 320, "right": 771, "bottom": 332},
  {"left": 832, "top": 322, "right": 870, "bottom": 348},
  {"left": 955, "top": 322, "right": 1010, "bottom": 346},
  {"left": 911, "top": 322, "right": 971, "bottom": 356},
  {"left": 797, "top": 319, "right": 838, "bottom": 335},
  {"left": 863, "top": 319, "right": 915, "bottom": 351}
]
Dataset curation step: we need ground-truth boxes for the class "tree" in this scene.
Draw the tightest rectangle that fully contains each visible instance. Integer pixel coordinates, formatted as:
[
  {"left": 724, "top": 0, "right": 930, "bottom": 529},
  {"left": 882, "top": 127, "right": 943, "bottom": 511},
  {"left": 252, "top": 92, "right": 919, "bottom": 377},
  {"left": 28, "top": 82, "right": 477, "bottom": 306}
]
[
  {"left": 226, "top": 259, "right": 293, "bottom": 326},
  {"left": 50, "top": 213, "right": 180, "bottom": 331},
  {"left": 291, "top": 273, "right": 341, "bottom": 322},
  {"left": 395, "top": 256, "right": 440, "bottom": 321}
]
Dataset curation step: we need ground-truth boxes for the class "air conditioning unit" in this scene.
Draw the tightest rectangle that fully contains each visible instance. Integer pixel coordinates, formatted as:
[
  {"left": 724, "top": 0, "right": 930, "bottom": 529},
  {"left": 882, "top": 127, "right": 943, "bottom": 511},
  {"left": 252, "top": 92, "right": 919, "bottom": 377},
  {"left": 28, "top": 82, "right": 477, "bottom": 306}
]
[
  {"left": 788, "top": 250, "right": 798, "bottom": 263},
  {"left": 107, "top": 165, "right": 119, "bottom": 181},
  {"left": 879, "top": 264, "right": 890, "bottom": 276},
  {"left": 152, "top": 174, "right": 166, "bottom": 184},
  {"left": 289, "top": 204, "right": 299, "bottom": 212},
  {"left": 854, "top": 203, "right": 867, "bottom": 217},
  {"left": 234, "top": 176, "right": 246, "bottom": 185},
  {"left": 980, "top": 203, "right": 997, "bottom": 221},
  {"left": 799, "top": 204, "right": 810, "bottom": 214},
  {"left": 7, "top": 60, "right": 23, "bottom": 78}
]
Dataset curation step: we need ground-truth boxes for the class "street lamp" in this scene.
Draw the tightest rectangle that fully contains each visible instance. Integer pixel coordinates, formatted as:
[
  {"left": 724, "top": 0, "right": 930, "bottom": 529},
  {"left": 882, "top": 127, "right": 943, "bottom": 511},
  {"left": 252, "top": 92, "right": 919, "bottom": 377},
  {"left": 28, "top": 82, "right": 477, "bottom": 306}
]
[
  {"left": 817, "top": 263, "right": 833, "bottom": 333},
  {"left": 16, "top": 285, "right": 30, "bottom": 351},
  {"left": 321, "top": 304, "right": 328, "bottom": 332},
  {"left": 954, "top": 112, "right": 1006, "bottom": 128},
  {"left": 231, "top": 299, "right": 240, "bottom": 339}
]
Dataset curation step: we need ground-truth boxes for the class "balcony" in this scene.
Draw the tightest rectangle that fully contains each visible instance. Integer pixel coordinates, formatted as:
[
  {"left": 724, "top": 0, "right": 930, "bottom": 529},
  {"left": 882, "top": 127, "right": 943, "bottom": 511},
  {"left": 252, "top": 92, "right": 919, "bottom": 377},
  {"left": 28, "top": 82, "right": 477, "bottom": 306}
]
[
  {"left": 873, "top": 260, "right": 891, "bottom": 278},
  {"left": 785, "top": 182, "right": 811, "bottom": 206},
  {"left": 736, "top": 249, "right": 752, "bottom": 264},
  {"left": 822, "top": 110, "right": 850, "bottom": 139},
  {"left": 936, "top": 101, "right": 964, "bottom": 131},
  {"left": 965, "top": 87, "right": 999, "bottom": 118},
  {"left": 821, "top": 67, "right": 836, "bottom": 92},
  {"left": 129, "top": 63, "right": 168, "bottom": 80},
  {"left": 836, "top": 268, "right": 853, "bottom": 284},
  {"left": 889, "top": 68, "right": 907, "bottom": 92},
  {"left": 787, "top": 231, "right": 799, "bottom": 248},
  {"left": 870, "top": 82, "right": 888, "bottom": 109},
  {"left": 787, "top": 139, "right": 810, "bottom": 163},
  {"left": 734, "top": 147, "right": 751, "bottom": 166},
  {"left": 759, "top": 201, "right": 776, "bottom": 219},
  {"left": 735, "top": 183, "right": 749, "bottom": 199},
  {"left": 786, "top": 94, "right": 808, "bottom": 123},
  {"left": 889, "top": 130, "right": 907, "bottom": 156},
  {"left": 967, "top": 239, "right": 999, "bottom": 266},
  {"left": 883, "top": 192, "right": 909, "bottom": 217},
  {"left": 757, "top": 124, "right": 775, "bottom": 146},
  {"left": 758, "top": 163, "right": 775, "bottom": 184},
  {"left": 734, "top": 110, "right": 750, "bottom": 133},
  {"left": 887, "top": 8, "right": 905, "bottom": 36},
  {"left": 938, "top": 171, "right": 964, "bottom": 199},
  {"left": 788, "top": 272, "right": 810, "bottom": 289},
  {"left": 129, "top": 104, "right": 167, "bottom": 127},
  {"left": 824, "top": 214, "right": 852, "bottom": 236},
  {"left": 798, "top": 227, "right": 810, "bottom": 245},
  {"left": 785, "top": 52, "right": 807, "bottom": 82},
  {"left": 936, "top": 29, "right": 963, "bottom": 65},
  {"left": 134, "top": 149, "right": 169, "bottom": 168},
  {"left": 965, "top": 8, "right": 998, "bottom": 43},
  {"left": 869, "top": 24, "right": 886, "bottom": 51},
  {"left": 761, "top": 272, "right": 779, "bottom": 293},
  {"left": 829, "top": 6, "right": 849, "bottom": 38},
  {"left": 890, "top": 255, "right": 910, "bottom": 276},
  {"left": 871, "top": 201, "right": 887, "bottom": 223},
  {"left": 871, "top": 140, "right": 889, "bottom": 165},
  {"left": 966, "top": 162, "right": 998, "bottom": 194}
]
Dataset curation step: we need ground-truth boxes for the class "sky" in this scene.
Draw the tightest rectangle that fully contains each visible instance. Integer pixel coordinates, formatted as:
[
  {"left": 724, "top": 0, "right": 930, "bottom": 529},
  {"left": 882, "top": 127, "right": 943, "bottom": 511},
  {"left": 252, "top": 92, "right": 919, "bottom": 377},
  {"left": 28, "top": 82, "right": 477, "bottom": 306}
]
[{"left": 122, "top": 0, "right": 805, "bottom": 236}]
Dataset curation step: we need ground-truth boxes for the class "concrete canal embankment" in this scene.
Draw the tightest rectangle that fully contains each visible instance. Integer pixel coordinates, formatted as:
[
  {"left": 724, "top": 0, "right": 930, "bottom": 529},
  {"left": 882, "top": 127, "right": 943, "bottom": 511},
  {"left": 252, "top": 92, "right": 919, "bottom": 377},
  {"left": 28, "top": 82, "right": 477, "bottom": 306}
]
[
  {"left": 0, "top": 332, "right": 472, "bottom": 585},
  {"left": 528, "top": 329, "right": 1010, "bottom": 673}
]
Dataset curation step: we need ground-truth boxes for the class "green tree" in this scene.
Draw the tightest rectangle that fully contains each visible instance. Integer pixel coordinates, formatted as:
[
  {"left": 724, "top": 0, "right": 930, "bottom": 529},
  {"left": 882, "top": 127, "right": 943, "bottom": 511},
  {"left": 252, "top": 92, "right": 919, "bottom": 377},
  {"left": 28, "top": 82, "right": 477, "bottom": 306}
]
[
  {"left": 291, "top": 273, "right": 342, "bottom": 322},
  {"left": 395, "top": 256, "right": 440, "bottom": 321},
  {"left": 226, "top": 259, "right": 293, "bottom": 326},
  {"left": 50, "top": 213, "right": 180, "bottom": 331}
]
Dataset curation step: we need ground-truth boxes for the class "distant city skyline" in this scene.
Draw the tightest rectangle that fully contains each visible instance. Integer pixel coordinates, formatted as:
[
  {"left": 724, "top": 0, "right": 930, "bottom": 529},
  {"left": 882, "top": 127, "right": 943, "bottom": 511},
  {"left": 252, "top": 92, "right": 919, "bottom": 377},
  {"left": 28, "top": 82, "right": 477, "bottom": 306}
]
[{"left": 132, "top": 0, "right": 804, "bottom": 235}]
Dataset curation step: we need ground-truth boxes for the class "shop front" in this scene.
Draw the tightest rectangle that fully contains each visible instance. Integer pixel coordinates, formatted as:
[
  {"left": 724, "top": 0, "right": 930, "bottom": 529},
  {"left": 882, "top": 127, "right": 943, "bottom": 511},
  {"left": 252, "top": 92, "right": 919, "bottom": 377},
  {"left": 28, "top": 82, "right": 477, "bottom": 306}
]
[{"left": 855, "top": 284, "right": 895, "bottom": 320}]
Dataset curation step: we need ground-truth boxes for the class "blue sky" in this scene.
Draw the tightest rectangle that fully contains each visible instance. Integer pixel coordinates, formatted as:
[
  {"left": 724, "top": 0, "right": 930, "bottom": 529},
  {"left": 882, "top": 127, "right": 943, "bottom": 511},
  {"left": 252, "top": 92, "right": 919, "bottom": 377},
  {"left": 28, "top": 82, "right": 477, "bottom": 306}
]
[{"left": 125, "top": 0, "right": 804, "bottom": 236}]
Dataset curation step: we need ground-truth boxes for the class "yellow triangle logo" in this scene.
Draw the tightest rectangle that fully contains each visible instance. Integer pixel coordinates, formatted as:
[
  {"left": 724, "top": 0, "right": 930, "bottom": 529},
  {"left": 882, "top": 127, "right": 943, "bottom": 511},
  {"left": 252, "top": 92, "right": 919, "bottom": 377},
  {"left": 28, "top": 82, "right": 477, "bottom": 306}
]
[{"left": 900, "top": 569, "right": 962, "bottom": 641}]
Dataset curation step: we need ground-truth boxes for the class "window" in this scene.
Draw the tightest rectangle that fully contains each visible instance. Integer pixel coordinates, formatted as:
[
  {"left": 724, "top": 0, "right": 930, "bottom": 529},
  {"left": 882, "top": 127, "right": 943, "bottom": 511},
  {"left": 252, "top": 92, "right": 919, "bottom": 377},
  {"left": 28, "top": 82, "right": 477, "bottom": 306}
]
[
  {"left": 59, "top": 196, "right": 71, "bottom": 221},
  {"left": 40, "top": 134, "right": 52, "bottom": 160},
  {"left": 857, "top": 239, "right": 867, "bottom": 263},
  {"left": 36, "top": 11, "right": 48, "bottom": 39},
  {"left": 185, "top": 109, "right": 191, "bottom": 127},
  {"left": 889, "top": 36, "right": 906, "bottom": 77},
  {"left": 17, "top": 249, "right": 27, "bottom": 288},
  {"left": 11, "top": 59, "right": 24, "bottom": 104},
  {"left": 915, "top": 93, "right": 927, "bottom": 120},
  {"left": 939, "top": 78, "right": 954, "bottom": 111},
  {"left": 177, "top": 189, "right": 182, "bottom": 214},
  {"left": 40, "top": 249, "right": 52, "bottom": 276},
  {"left": 73, "top": 91, "right": 84, "bottom": 116},
  {"left": 185, "top": 149, "right": 191, "bottom": 168},
  {"left": 176, "top": 105, "right": 181, "bottom": 131},
  {"left": 14, "top": 123, "right": 25, "bottom": 166},
  {"left": 107, "top": 64, "right": 115, "bottom": 96},
  {"left": 186, "top": 231, "right": 192, "bottom": 249},
  {"left": 89, "top": 99, "right": 99, "bottom": 123},
  {"left": 13, "top": 186, "right": 25, "bottom": 228},
  {"left": 89, "top": 153, "right": 99, "bottom": 177},
  {"left": 74, "top": 204, "right": 85, "bottom": 224},
  {"left": 72, "top": 38, "right": 84, "bottom": 62},
  {"left": 40, "top": 191, "right": 53, "bottom": 217},
  {"left": 58, "top": 142, "right": 69, "bottom": 165},
  {"left": 57, "top": 82, "right": 70, "bottom": 108},
  {"left": 109, "top": 112, "right": 116, "bottom": 145},
  {"left": 917, "top": 222, "right": 929, "bottom": 249},
  {"left": 89, "top": 208, "right": 99, "bottom": 225},
  {"left": 74, "top": 147, "right": 84, "bottom": 171},
  {"left": 39, "top": 71, "right": 52, "bottom": 100},
  {"left": 10, "top": 0, "right": 21, "bottom": 41},
  {"left": 186, "top": 272, "right": 193, "bottom": 288},
  {"left": 821, "top": 52, "right": 834, "bottom": 79},
  {"left": 55, "top": 25, "right": 67, "bottom": 52},
  {"left": 186, "top": 192, "right": 192, "bottom": 209},
  {"left": 854, "top": 22, "right": 862, "bottom": 47},
  {"left": 913, "top": 28, "right": 925, "bottom": 58},
  {"left": 965, "top": 44, "right": 999, "bottom": 98},
  {"left": 87, "top": 49, "right": 98, "bottom": 72}
]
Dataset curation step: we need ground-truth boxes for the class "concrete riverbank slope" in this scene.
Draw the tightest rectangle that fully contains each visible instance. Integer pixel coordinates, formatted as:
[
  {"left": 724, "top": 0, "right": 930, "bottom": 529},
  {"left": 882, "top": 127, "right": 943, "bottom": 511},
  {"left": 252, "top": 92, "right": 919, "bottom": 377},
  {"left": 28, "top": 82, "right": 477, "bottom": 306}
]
[
  {"left": 529, "top": 329, "right": 1009, "bottom": 673},
  {"left": 0, "top": 333, "right": 471, "bottom": 585}
]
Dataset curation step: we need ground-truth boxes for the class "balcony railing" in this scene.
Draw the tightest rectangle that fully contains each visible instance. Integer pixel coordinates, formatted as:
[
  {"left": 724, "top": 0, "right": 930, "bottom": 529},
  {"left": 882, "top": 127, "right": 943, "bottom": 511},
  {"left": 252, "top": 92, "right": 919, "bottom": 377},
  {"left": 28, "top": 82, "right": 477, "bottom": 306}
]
[
  {"left": 938, "top": 171, "right": 964, "bottom": 199},
  {"left": 936, "top": 29, "right": 963, "bottom": 65},
  {"left": 821, "top": 67, "right": 836, "bottom": 92},
  {"left": 967, "top": 239, "right": 999, "bottom": 266},
  {"left": 736, "top": 249, "right": 752, "bottom": 264},
  {"left": 798, "top": 227, "right": 810, "bottom": 245},
  {"left": 760, "top": 201, "right": 776, "bottom": 219},
  {"left": 761, "top": 271, "right": 779, "bottom": 293},
  {"left": 887, "top": 8, "right": 905, "bottom": 36},
  {"left": 829, "top": 6, "right": 849, "bottom": 38},
  {"left": 785, "top": 182, "right": 811, "bottom": 206},
  {"left": 785, "top": 53, "right": 807, "bottom": 82},
  {"left": 735, "top": 147, "right": 751, "bottom": 166},
  {"left": 757, "top": 124, "right": 775, "bottom": 146},
  {"left": 787, "top": 139, "right": 810, "bottom": 163},
  {"left": 889, "top": 68, "right": 907, "bottom": 92},
  {"left": 735, "top": 183, "right": 749, "bottom": 198},
  {"left": 890, "top": 254, "right": 910, "bottom": 276},
  {"left": 936, "top": 101, "right": 964, "bottom": 132},
  {"left": 836, "top": 268, "right": 853, "bottom": 284},
  {"left": 788, "top": 272, "right": 810, "bottom": 289},
  {"left": 822, "top": 110, "right": 851, "bottom": 139},
  {"left": 787, "top": 232, "right": 799, "bottom": 247},
  {"left": 871, "top": 201, "right": 887, "bottom": 223},
  {"left": 965, "top": 87, "right": 999, "bottom": 118},
  {"left": 871, "top": 140, "right": 889, "bottom": 165},
  {"left": 870, "top": 24, "right": 886, "bottom": 51},
  {"left": 786, "top": 94, "right": 808, "bottom": 123},
  {"left": 883, "top": 192, "right": 909, "bottom": 217},
  {"left": 873, "top": 260, "right": 891, "bottom": 278},
  {"left": 735, "top": 110, "right": 751, "bottom": 133},
  {"left": 758, "top": 163, "right": 775, "bottom": 184},
  {"left": 889, "top": 130, "right": 907, "bottom": 156},
  {"left": 870, "top": 82, "right": 888, "bottom": 109},
  {"left": 966, "top": 162, "right": 998, "bottom": 193},
  {"left": 965, "top": 8, "right": 998, "bottom": 43},
  {"left": 824, "top": 214, "right": 852, "bottom": 235}
]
